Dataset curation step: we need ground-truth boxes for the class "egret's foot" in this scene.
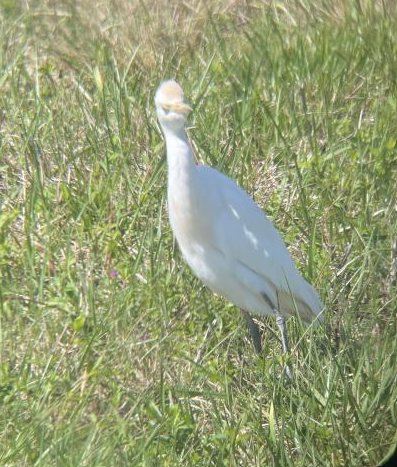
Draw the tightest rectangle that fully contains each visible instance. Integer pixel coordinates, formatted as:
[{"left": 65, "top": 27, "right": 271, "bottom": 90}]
[{"left": 241, "top": 310, "right": 262, "bottom": 354}]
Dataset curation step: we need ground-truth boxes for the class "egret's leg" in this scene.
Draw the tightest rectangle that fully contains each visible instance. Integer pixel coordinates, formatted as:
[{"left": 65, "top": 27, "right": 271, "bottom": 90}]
[
  {"left": 241, "top": 310, "right": 262, "bottom": 354},
  {"left": 275, "top": 311, "right": 292, "bottom": 379},
  {"left": 275, "top": 312, "right": 289, "bottom": 353}
]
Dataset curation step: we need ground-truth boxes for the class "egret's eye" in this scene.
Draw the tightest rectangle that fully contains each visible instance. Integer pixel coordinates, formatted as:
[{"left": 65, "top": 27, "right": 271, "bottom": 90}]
[{"left": 161, "top": 105, "right": 170, "bottom": 114}]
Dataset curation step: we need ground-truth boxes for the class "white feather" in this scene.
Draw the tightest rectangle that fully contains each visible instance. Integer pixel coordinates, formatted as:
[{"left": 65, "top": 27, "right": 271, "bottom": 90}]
[{"left": 155, "top": 80, "right": 324, "bottom": 326}]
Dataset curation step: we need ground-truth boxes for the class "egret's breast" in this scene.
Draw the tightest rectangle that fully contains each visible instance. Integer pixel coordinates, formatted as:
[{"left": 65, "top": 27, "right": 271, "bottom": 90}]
[{"left": 167, "top": 172, "right": 217, "bottom": 252}]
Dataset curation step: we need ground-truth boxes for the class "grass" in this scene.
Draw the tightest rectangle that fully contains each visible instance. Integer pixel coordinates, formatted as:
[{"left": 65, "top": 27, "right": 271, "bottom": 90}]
[{"left": 1, "top": 0, "right": 397, "bottom": 465}]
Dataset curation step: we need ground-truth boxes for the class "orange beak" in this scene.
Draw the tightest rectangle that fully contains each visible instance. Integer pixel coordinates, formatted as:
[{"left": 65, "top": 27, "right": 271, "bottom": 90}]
[{"left": 165, "top": 102, "right": 193, "bottom": 113}]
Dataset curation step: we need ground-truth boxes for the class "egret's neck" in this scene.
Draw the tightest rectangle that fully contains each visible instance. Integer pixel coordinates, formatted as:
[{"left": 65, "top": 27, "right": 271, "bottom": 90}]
[{"left": 162, "top": 126, "right": 195, "bottom": 173}]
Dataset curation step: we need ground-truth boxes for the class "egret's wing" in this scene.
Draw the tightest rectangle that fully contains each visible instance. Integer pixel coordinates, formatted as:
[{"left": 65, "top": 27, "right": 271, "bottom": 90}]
[{"left": 198, "top": 166, "right": 323, "bottom": 321}]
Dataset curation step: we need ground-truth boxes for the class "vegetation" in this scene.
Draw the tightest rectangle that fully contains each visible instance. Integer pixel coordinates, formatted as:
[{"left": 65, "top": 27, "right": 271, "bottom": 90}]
[{"left": 1, "top": 0, "right": 396, "bottom": 465}]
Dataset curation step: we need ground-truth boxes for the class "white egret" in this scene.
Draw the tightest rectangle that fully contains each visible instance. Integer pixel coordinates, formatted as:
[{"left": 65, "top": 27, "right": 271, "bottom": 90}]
[{"left": 155, "top": 80, "right": 324, "bottom": 371}]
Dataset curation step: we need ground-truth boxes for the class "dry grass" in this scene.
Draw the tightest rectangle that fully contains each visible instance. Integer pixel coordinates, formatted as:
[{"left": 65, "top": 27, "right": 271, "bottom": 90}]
[{"left": 5, "top": 0, "right": 395, "bottom": 72}]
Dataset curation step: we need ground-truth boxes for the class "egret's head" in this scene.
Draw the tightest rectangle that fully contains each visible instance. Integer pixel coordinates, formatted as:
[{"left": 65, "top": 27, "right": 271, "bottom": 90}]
[{"left": 155, "top": 80, "right": 192, "bottom": 132}]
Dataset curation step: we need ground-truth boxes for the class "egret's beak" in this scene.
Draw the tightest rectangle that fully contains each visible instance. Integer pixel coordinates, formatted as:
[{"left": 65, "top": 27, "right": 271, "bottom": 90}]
[{"left": 166, "top": 102, "right": 193, "bottom": 113}]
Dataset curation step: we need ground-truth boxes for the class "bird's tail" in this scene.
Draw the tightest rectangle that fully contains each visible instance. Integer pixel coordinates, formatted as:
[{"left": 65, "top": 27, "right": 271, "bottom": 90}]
[
  {"left": 279, "top": 278, "right": 325, "bottom": 325},
  {"left": 297, "top": 279, "right": 325, "bottom": 325}
]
